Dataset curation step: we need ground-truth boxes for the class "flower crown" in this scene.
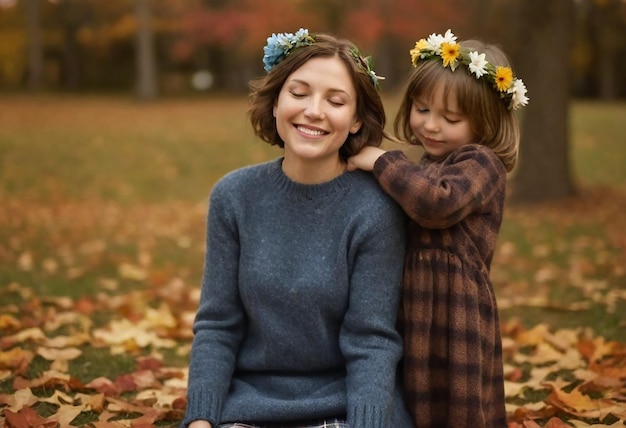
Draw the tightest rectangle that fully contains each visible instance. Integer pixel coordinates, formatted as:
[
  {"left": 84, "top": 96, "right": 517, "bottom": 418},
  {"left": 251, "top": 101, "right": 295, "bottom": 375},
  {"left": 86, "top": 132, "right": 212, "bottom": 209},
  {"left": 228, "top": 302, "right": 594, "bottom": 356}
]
[
  {"left": 262, "top": 28, "right": 384, "bottom": 90},
  {"left": 409, "top": 29, "right": 529, "bottom": 110}
]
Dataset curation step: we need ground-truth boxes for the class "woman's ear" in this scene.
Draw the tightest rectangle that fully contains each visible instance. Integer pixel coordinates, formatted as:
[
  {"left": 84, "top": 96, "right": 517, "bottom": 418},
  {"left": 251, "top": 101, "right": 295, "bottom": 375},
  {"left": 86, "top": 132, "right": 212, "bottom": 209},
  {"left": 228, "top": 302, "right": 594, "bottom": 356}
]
[{"left": 350, "top": 118, "right": 362, "bottom": 134}]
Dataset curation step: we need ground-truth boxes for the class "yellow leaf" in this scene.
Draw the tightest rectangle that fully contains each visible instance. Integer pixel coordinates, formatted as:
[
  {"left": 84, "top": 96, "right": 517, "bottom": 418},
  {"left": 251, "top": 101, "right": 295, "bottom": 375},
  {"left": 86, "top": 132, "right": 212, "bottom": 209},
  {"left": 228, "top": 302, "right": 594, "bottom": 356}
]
[
  {"left": 36, "top": 346, "right": 82, "bottom": 361},
  {"left": 516, "top": 323, "right": 550, "bottom": 346},
  {"left": 0, "top": 347, "right": 34, "bottom": 371},
  {"left": 0, "top": 387, "right": 38, "bottom": 411}
]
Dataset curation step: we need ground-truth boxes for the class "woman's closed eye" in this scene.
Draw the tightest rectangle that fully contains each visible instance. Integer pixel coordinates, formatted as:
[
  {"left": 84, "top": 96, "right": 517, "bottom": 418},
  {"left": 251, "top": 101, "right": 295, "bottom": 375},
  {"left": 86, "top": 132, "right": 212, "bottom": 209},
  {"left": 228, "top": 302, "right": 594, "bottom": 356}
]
[
  {"left": 289, "top": 90, "right": 306, "bottom": 98},
  {"left": 328, "top": 98, "right": 346, "bottom": 107}
]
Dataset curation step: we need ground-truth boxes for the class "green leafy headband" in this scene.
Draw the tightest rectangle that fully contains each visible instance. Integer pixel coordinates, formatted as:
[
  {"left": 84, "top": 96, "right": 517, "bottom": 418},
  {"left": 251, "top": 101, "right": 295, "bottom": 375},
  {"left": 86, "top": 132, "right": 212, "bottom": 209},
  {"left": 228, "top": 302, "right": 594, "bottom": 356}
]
[{"left": 410, "top": 29, "right": 529, "bottom": 110}]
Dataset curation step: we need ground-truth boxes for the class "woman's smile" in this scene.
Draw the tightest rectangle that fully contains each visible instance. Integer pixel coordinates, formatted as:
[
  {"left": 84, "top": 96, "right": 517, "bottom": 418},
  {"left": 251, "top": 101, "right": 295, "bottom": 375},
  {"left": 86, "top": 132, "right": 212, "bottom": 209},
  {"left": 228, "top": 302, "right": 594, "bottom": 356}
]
[{"left": 296, "top": 124, "right": 328, "bottom": 137}]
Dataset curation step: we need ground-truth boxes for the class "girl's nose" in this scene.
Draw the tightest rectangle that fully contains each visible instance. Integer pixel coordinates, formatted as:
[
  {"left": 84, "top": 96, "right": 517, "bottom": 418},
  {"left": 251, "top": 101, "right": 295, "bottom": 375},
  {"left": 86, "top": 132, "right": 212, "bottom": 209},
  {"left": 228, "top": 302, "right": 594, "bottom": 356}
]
[{"left": 424, "top": 114, "right": 439, "bottom": 132}]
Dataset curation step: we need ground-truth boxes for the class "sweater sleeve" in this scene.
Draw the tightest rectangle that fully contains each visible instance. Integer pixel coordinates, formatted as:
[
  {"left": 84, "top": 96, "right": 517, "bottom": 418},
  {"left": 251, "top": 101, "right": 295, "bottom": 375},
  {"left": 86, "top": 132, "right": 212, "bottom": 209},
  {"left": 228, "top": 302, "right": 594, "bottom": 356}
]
[
  {"left": 182, "top": 180, "right": 246, "bottom": 427},
  {"left": 339, "top": 194, "right": 406, "bottom": 428},
  {"left": 372, "top": 145, "right": 506, "bottom": 229}
]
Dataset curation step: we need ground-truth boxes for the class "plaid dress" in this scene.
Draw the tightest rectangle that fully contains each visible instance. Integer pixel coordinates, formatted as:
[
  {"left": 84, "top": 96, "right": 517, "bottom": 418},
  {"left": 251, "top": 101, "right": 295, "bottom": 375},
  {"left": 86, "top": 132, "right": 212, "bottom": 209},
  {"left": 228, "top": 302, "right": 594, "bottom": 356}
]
[{"left": 373, "top": 145, "right": 507, "bottom": 428}]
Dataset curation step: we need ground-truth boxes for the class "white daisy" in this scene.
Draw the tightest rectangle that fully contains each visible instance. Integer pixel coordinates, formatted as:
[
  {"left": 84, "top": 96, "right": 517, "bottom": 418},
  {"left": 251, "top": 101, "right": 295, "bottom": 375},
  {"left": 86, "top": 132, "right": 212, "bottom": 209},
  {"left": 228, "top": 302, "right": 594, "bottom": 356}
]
[
  {"left": 508, "top": 79, "right": 529, "bottom": 109},
  {"left": 468, "top": 51, "right": 488, "bottom": 78},
  {"left": 441, "top": 29, "right": 457, "bottom": 45}
]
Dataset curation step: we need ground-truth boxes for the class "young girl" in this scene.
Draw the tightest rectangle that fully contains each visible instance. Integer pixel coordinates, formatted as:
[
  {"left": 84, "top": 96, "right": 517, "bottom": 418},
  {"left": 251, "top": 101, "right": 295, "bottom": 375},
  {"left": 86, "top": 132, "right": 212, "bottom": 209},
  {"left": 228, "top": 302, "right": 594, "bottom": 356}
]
[
  {"left": 182, "top": 29, "right": 412, "bottom": 428},
  {"left": 347, "top": 29, "right": 528, "bottom": 427}
]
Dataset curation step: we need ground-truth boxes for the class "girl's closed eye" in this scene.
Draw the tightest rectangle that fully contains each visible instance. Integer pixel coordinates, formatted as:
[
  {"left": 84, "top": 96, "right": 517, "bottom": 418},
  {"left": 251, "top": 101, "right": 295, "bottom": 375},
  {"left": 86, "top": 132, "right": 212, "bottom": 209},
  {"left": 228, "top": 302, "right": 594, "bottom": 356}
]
[{"left": 413, "top": 103, "right": 429, "bottom": 113}]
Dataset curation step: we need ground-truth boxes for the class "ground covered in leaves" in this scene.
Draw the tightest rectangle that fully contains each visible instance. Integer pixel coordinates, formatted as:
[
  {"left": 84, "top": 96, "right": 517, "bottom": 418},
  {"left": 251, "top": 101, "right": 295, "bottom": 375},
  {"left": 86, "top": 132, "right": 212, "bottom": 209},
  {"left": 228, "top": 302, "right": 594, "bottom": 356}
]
[
  {"left": 1, "top": 193, "right": 625, "bottom": 428},
  {"left": 1, "top": 97, "right": 625, "bottom": 427},
  {"left": 2, "top": 282, "right": 626, "bottom": 427}
]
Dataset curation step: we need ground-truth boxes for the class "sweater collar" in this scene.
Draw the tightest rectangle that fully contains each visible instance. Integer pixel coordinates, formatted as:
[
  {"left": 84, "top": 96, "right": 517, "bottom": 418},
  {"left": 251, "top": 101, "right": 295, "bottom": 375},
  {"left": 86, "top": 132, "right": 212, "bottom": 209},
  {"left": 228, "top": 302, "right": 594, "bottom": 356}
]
[{"left": 269, "top": 158, "right": 351, "bottom": 201}]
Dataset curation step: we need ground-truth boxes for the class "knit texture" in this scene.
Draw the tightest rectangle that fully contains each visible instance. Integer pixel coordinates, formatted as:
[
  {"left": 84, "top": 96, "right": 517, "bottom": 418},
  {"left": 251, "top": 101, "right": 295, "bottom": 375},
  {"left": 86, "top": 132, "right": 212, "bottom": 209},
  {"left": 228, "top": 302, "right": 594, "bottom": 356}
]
[
  {"left": 373, "top": 145, "right": 508, "bottom": 428},
  {"left": 182, "top": 158, "right": 410, "bottom": 428}
]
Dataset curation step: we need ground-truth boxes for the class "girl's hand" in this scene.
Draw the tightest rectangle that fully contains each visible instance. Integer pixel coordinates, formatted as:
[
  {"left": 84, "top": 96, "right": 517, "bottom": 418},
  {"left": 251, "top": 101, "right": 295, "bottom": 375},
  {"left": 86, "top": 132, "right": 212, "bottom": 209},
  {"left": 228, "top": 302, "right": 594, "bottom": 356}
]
[
  {"left": 189, "top": 421, "right": 212, "bottom": 428},
  {"left": 347, "top": 146, "right": 386, "bottom": 172}
]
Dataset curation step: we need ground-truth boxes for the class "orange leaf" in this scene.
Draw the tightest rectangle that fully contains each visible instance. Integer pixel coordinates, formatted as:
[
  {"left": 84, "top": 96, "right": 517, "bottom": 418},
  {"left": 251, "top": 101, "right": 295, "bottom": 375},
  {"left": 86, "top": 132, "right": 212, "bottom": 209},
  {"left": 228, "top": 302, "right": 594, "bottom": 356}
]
[
  {"left": 84, "top": 376, "right": 120, "bottom": 396},
  {"left": 49, "top": 404, "right": 83, "bottom": 427},
  {"left": 114, "top": 373, "right": 137, "bottom": 393},
  {"left": 12, "top": 369, "right": 75, "bottom": 391},
  {"left": 544, "top": 416, "right": 574, "bottom": 427},
  {"left": 544, "top": 381, "right": 619, "bottom": 419},
  {"left": 0, "top": 348, "right": 33, "bottom": 372},
  {"left": 4, "top": 406, "right": 58, "bottom": 428},
  {"left": 0, "top": 327, "right": 46, "bottom": 348},
  {"left": 0, "top": 314, "right": 21, "bottom": 332},
  {"left": 0, "top": 388, "right": 39, "bottom": 412}
]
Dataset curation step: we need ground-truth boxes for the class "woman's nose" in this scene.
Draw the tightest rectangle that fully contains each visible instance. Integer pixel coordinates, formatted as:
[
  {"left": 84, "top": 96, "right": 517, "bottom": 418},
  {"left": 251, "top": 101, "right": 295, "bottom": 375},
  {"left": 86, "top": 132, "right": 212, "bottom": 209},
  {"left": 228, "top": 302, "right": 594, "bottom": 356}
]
[{"left": 304, "top": 97, "right": 325, "bottom": 120}]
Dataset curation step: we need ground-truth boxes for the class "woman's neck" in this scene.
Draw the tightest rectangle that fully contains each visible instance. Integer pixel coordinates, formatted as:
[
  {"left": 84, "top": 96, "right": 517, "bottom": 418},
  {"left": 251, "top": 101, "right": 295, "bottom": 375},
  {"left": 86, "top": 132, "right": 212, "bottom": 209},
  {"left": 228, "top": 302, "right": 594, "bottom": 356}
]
[{"left": 281, "top": 155, "right": 346, "bottom": 184}]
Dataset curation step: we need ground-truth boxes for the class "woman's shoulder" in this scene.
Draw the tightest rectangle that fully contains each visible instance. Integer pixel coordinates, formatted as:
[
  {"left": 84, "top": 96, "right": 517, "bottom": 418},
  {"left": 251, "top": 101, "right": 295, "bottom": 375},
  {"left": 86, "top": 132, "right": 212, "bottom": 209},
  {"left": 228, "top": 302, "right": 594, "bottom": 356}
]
[
  {"left": 208, "top": 159, "right": 281, "bottom": 208},
  {"left": 348, "top": 170, "right": 406, "bottom": 215},
  {"left": 348, "top": 169, "right": 388, "bottom": 197},
  {"left": 213, "top": 158, "right": 279, "bottom": 192}
]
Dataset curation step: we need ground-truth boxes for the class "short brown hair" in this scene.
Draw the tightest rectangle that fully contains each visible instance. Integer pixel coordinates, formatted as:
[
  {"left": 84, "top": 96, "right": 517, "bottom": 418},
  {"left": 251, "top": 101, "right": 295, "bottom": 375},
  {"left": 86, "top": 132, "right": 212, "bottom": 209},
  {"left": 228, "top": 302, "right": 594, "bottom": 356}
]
[
  {"left": 249, "top": 33, "right": 386, "bottom": 161},
  {"left": 393, "top": 39, "right": 520, "bottom": 172}
]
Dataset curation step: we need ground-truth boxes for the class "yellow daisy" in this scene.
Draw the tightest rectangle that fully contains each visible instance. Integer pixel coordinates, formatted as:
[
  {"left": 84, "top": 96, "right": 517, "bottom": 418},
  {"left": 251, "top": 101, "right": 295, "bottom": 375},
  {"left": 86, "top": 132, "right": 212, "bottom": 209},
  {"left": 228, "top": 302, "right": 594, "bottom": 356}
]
[
  {"left": 440, "top": 42, "right": 460, "bottom": 68},
  {"left": 410, "top": 39, "right": 428, "bottom": 66},
  {"left": 494, "top": 66, "right": 513, "bottom": 91}
]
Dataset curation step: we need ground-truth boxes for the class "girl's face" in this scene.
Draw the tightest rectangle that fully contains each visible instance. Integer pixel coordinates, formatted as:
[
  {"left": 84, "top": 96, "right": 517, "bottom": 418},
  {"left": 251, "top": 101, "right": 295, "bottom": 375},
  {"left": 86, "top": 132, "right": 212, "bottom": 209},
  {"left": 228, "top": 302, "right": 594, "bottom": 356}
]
[
  {"left": 273, "top": 56, "right": 362, "bottom": 166},
  {"left": 409, "top": 83, "right": 475, "bottom": 159}
]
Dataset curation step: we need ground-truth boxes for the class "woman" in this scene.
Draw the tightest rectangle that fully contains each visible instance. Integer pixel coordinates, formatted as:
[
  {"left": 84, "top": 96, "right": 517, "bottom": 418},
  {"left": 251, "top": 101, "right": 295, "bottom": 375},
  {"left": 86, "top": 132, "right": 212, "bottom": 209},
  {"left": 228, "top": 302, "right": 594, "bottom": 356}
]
[{"left": 182, "top": 29, "right": 410, "bottom": 428}]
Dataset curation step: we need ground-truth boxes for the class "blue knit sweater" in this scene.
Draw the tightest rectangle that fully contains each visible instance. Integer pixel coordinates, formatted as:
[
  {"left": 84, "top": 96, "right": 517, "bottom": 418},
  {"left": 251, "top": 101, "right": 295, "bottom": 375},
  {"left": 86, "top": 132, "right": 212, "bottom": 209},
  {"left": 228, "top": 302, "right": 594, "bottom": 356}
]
[{"left": 182, "top": 158, "right": 410, "bottom": 428}]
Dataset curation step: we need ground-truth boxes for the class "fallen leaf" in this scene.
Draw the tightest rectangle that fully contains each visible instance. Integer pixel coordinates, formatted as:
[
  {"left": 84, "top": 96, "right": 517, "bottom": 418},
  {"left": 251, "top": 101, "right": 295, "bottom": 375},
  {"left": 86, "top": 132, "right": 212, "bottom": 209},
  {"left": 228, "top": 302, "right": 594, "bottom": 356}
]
[{"left": 4, "top": 406, "right": 58, "bottom": 428}]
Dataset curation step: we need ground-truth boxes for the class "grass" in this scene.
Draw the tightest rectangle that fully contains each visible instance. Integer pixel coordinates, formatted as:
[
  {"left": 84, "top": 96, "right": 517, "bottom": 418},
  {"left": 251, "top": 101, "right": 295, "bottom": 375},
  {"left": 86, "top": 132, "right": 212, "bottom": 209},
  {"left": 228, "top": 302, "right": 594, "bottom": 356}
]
[
  {"left": 1, "top": 94, "right": 625, "bottom": 319},
  {"left": 0, "top": 95, "right": 625, "bottom": 390}
]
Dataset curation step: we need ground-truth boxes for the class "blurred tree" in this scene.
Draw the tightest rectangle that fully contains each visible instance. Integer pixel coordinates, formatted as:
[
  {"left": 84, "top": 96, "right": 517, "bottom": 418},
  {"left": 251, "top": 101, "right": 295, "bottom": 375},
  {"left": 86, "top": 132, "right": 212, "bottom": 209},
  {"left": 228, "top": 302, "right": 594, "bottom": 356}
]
[
  {"left": 0, "top": 2, "right": 27, "bottom": 88},
  {"left": 135, "top": 0, "right": 158, "bottom": 99},
  {"left": 301, "top": 0, "right": 350, "bottom": 34},
  {"left": 588, "top": 0, "right": 624, "bottom": 99},
  {"left": 52, "top": 0, "right": 95, "bottom": 89},
  {"left": 176, "top": 0, "right": 321, "bottom": 91},
  {"left": 509, "top": 0, "right": 575, "bottom": 202},
  {"left": 2, "top": 0, "right": 625, "bottom": 96},
  {"left": 23, "top": 0, "right": 42, "bottom": 90}
]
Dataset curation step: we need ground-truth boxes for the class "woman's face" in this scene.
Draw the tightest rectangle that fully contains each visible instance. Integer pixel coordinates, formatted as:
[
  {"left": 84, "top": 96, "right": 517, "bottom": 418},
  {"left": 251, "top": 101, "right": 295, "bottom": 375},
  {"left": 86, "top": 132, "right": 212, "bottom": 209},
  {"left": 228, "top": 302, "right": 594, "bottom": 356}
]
[{"left": 273, "top": 56, "right": 362, "bottom": 166}]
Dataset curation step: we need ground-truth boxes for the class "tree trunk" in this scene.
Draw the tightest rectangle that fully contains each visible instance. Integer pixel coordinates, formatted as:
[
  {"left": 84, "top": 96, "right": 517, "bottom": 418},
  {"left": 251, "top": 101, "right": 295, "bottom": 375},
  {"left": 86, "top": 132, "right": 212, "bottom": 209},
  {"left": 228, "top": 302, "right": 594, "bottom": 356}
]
[
  {"left": 63, "top": 23, "right": 81, "bottom": 89},
  {"left": 510, "top": 0, "right": 575, "bottom": 203},
  {"left": 23, "top": 0, "right": 43, "bottom": 91},
  {"left": 135, "top": 0, "right": 158, "bottom": 100},
  {"left": 592, "top": 0, "right": 621, "bottom": 100}
]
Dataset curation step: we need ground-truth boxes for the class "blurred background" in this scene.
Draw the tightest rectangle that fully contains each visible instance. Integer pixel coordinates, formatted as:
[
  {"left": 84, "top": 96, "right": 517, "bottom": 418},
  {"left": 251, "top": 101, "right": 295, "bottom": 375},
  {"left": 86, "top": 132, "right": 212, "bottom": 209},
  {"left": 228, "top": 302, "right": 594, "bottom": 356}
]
[
  {"left": 2, "top": 0, "right": 626, "bottom": 201},
  {"left": 1, "top": 0, "right": 625, "bottom": 98},
  {"left": 0, "top": 3, "right": 625, "bottom": 424}
]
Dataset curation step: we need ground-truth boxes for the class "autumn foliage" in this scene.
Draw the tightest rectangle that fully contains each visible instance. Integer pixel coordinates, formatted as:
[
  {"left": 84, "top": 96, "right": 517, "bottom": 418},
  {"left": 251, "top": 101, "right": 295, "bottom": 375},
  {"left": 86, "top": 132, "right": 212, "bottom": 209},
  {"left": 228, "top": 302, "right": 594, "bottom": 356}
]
[
  {"left": 2, "top": 278, "right": 626, "bottom": 427},
  {"left": 1, "top": 278, "right": 194, "bottom": 427},
  {"left": 1, "top": 97, "right": 625, "bottom": 427}
]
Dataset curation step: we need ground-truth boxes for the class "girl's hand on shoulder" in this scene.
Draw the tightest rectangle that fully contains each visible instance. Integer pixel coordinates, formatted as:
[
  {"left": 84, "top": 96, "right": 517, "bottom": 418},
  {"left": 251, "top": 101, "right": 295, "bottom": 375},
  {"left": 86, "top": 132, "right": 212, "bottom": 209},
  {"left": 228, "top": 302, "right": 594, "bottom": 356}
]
[
  {"left": 347, "top": 146, "right": 387, "bottom": 172},
  {"left": 189, "top": 421, "right": 212, "bottom": 428}
]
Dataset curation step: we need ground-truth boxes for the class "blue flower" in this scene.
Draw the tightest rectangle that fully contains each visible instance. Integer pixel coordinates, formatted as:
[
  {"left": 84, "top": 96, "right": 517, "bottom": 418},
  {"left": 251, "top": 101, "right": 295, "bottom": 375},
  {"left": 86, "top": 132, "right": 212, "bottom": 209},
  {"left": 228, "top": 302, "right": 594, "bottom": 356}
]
[
  {"left": 263, "top": 34, "right": 287, "bottom": 72},
  {"left": 262, "top": 29, "right": 314, "bottom": 72}
]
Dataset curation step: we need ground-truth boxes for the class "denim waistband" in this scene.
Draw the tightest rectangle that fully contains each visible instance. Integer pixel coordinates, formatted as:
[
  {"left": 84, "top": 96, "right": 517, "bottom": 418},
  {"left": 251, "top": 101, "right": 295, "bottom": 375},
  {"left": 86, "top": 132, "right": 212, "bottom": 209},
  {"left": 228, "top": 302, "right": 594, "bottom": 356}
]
[{"left": 219, "top": 416, "right": 348, "bottom": 428}]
